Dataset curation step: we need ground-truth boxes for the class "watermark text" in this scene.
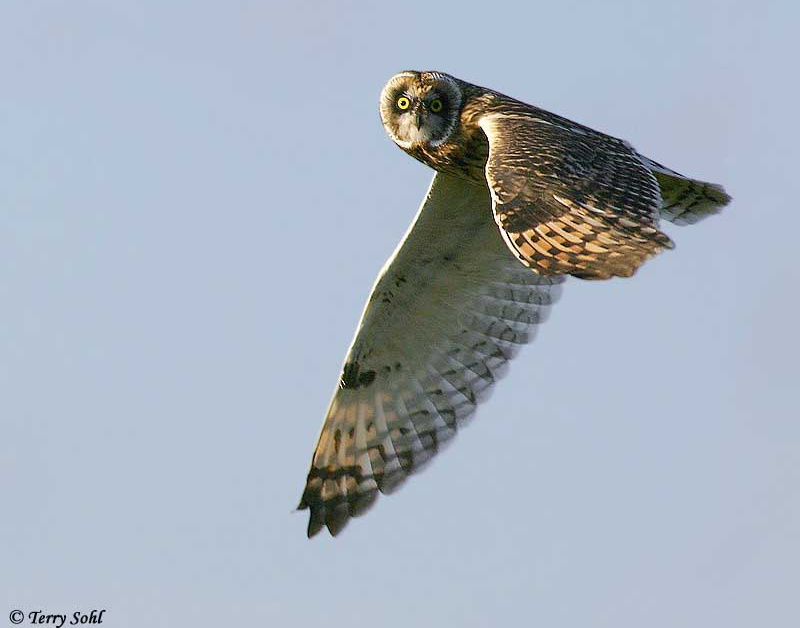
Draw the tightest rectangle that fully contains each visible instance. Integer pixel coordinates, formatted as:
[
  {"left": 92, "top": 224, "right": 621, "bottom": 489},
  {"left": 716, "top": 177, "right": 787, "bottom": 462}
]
[{"left": 8, "top": 610, "right": 106, "bottom": 627}]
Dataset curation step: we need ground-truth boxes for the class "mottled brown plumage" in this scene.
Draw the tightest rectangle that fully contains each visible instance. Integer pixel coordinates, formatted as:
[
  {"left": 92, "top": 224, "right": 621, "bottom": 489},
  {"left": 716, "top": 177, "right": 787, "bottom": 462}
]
[{"left": 380, "top": 71, "right": 716, "bottom": 279}]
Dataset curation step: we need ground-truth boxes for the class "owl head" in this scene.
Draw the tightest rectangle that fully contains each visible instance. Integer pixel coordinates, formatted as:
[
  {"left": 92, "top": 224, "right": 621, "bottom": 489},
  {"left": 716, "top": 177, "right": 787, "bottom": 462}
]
[{"left": 380, "top": 71, "right": 462, "bottom": 149}]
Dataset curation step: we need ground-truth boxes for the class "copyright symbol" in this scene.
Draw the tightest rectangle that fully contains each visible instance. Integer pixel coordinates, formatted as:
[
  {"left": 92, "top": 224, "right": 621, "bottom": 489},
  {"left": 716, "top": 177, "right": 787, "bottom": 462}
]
[{"left": 9, "top": 610, "right": 24, "bottom": 624}]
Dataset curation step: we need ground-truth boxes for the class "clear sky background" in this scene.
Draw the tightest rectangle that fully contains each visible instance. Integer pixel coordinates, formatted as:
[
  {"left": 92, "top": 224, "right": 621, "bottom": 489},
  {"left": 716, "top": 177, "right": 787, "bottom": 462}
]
[{"left": 2, "top": 1, "right": 797, "bottom": 626}]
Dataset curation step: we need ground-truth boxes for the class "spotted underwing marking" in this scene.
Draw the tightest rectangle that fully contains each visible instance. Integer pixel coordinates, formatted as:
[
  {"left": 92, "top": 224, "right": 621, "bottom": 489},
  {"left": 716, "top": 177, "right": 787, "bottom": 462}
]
[{"left": 339, "top": 362, "right": 377, "bottom": 390}]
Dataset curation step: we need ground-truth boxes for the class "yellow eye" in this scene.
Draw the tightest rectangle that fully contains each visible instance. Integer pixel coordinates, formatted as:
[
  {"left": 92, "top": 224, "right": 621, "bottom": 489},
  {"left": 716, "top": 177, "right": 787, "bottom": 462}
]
[
  {"left": 396, "top": 96, "right": 410, "bottom": 110},
  {"left": 429, "top": 98, "right": 443, "bottom": 113}
]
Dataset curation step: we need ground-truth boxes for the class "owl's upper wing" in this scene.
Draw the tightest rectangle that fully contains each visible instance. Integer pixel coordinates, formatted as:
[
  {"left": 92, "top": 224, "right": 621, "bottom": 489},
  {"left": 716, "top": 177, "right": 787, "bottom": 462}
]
[
  {"left": 478, "top": 113, "right": 675, "bottom": 280},
  {"left": 298, "top": 172, "right": 563, "bottom": 537}
]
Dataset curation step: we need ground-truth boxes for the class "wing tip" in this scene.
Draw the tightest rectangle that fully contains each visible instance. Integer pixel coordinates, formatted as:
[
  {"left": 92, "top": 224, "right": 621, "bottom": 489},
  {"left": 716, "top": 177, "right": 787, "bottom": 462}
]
[{"left": 299, "top": 483, "right": 382, "bottom": 538}]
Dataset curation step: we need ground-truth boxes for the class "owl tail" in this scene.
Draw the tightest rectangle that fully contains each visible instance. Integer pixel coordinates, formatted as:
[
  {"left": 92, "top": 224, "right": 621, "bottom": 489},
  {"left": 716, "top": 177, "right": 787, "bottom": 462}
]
[{"left": 642, "top": 157, "right": 732, "bottom": 226}]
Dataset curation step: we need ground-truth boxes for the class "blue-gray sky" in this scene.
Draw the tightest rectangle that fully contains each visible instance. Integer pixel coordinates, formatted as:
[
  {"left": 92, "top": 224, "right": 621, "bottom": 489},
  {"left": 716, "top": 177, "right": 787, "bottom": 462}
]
[{"left": 2, "top": 2, "right": 797, "bottom": 626}]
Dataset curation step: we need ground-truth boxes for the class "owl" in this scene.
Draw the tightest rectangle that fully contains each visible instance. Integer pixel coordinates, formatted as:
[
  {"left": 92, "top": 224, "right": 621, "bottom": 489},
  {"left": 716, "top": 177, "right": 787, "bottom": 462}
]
[{"left": 298, "top": 70, "right": 730, "bottom": 537}]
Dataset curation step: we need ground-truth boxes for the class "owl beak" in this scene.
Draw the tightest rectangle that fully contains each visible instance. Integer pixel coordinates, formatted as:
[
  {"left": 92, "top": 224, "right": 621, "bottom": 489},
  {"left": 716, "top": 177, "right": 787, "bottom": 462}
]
[{"left": 414, "top": 110, "right": 424, "bottom": 129}]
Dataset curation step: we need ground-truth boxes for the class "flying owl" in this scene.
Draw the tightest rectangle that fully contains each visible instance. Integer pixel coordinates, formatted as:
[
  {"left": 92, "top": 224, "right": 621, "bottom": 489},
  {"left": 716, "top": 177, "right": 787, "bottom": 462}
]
[{"left": 298, "top": 70, "right": 730, "bottom": 537}]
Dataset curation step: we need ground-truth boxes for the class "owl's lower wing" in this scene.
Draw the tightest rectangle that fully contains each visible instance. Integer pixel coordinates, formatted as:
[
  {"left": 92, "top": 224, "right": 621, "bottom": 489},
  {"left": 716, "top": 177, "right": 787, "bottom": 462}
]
[
  {"left": 298, "top": 172, "right": 563, "bottom": 537},
  {"left": 478, "top": 113, "right": 675, "bottom": 280}
]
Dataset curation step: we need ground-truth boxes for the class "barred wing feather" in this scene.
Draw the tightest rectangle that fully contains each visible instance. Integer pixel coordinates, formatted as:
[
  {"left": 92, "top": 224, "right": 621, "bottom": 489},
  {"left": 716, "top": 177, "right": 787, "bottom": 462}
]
[{"left": 298, "top": 172, "right": 563, "bottom": 537}]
